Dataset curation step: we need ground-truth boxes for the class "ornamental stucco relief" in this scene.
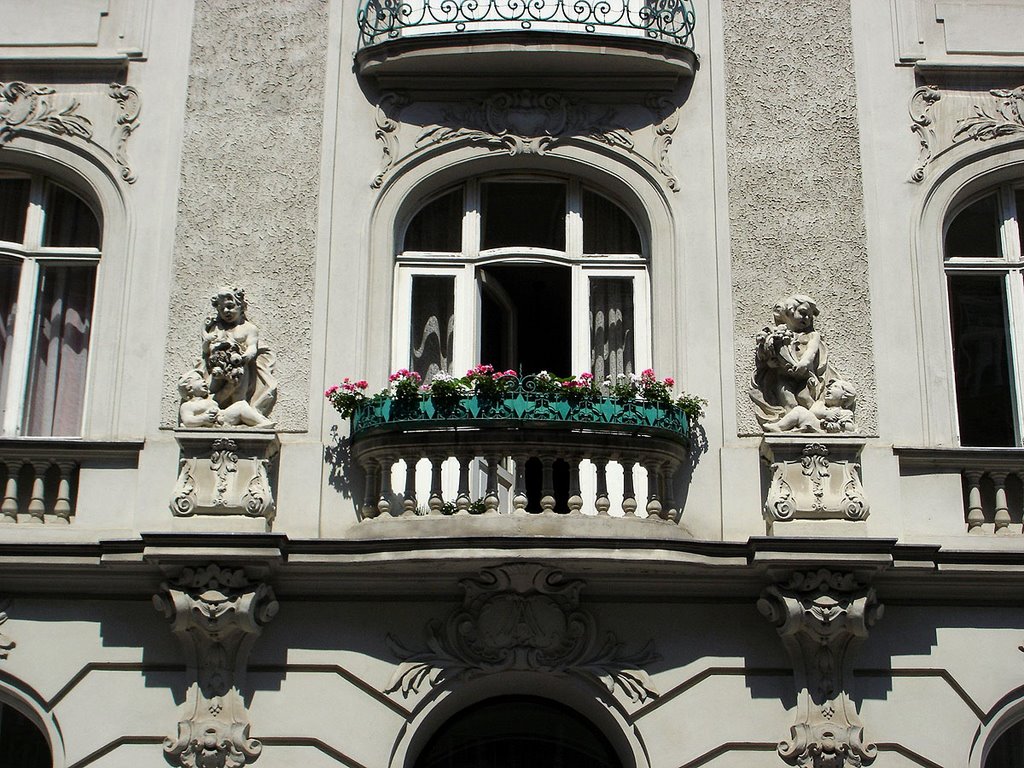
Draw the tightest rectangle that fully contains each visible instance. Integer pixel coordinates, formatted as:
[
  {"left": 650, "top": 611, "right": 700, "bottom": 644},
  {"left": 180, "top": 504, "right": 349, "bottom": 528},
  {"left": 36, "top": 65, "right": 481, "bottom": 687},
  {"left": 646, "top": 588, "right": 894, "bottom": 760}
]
[
  {"left": 154, "top": 565, "right": 278, "bottom": 768},
  {"left": 0, "top": 598, "right": 14, "bottom": 659},
  {"left": 909, "top": 83, "right": 1024, "bottom": 182},
  {"left": 758, "top": 570, "right": 883, "bottom": 768},
  {"left": 0, "top": 80, "right": 141, "bottom": 184},
  {"left": 385, "top": 563, "right": 659, "bottom": 703},
  {"left": 371, "top": 90, "right": 680, "bottom": 190}
]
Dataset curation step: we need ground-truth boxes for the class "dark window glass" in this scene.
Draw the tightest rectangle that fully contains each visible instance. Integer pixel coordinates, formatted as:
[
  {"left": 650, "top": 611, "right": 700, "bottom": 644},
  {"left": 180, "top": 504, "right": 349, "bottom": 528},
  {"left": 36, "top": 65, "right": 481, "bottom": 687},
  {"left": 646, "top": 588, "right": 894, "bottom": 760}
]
[
  {"left": 986, "top": 719, "right": 1024, "bottom": 768},
  {"left": 583, "top": 189, "right": 641, "bottom": 253},
  {"left": 0, "top": 704, "right": 51, "bottom": 768},
  {"left": 415, "top": 696, "right": 621, "bottom": 768},
  {"left": 1017, "top": 188, "right": 1024, "bottom": 257},
  {"left": 945, "top": 193, "right": 1001, "bottom": 259},
  {"left": 948, "top": 273, "right": 1015, "bottom": 446},
  {"left": 24, "top": 264, "right": 96, "bottom": 435},
  {"left": 404, "top": 188, "right": 463, "bottom": 252},
  {"left": 0, "top": 177, "right": 30, "bottom": 244},
  {"left": 410, "top": 275, "right": 455, "bottom": 380},
  {"left": 42, "top": 183, "right": 99, "bottom": 248},
  {"left": 482, "top": 182, "right": 565, "bottom": 251}
]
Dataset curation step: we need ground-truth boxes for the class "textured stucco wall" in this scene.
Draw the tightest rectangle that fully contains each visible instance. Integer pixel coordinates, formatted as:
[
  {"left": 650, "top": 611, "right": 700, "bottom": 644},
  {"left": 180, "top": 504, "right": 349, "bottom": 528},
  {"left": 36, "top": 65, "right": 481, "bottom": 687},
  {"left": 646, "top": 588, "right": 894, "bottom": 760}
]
[
  {"left": 163, "top": 0, "right": 328, "bottom": 430},
  {"left": 722, "top": 0, "right": 876, "bottom": 435}
]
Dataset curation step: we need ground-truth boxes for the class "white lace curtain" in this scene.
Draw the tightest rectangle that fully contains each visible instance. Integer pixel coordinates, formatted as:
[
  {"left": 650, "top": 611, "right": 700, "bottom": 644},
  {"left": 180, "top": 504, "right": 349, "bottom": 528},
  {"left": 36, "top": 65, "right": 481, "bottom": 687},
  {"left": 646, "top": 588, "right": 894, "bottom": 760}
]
[
  {"left": 590, "top": 277, "right": 634, "bottom": 381},
  {"left": 410, "top": 274, "right": 455, "bottom": 381}
]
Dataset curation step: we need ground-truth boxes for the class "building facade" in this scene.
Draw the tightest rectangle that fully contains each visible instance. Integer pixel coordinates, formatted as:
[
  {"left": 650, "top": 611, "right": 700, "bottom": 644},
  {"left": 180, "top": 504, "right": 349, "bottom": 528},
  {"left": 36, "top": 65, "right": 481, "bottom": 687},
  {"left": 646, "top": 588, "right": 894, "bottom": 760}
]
[{"left": 2, "top": 0, "right": 1024, "bottom": 766}]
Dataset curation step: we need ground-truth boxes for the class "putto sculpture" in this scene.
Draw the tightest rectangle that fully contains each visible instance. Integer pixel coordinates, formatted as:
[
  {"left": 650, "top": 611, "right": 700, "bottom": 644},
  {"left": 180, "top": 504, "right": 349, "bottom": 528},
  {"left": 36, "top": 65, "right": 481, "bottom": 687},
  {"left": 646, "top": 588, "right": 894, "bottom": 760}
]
[
  {"left": 750, "top": 295, "right": 858, "bottom": 434},
  {"left": 177, "top": 287, "right": 277, "bottom": 428}
]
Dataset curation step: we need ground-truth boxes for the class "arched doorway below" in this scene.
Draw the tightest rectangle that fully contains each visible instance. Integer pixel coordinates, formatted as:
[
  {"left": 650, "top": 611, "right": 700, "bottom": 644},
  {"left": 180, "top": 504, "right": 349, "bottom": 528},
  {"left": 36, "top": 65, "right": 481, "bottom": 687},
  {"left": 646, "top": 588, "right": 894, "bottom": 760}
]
[
  {"left": 0, "top": 701, "right": 51, "bottom": 768},
  {"left": 413, "top": 695, "right": 623, "bottom": 768}
]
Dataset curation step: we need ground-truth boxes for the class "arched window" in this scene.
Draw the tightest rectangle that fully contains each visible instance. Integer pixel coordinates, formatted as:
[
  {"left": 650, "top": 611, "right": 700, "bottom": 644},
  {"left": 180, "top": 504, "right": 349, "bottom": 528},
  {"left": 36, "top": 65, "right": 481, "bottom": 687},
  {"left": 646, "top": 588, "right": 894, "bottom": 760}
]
[
  {"left": 987, "top": 717, "right": 1024, "bottom": 767},
  {"left": 0, "top": 171, "right": 100, "bottom": 436},
  {"left": 413, "top": 695, "right": 623, "bottom": 768},
  {"left": 394, "top": 176, "right": 649, "bottom": 380},
  {"left": 0, "top": 701, "right": 51, "bottom": 768}
]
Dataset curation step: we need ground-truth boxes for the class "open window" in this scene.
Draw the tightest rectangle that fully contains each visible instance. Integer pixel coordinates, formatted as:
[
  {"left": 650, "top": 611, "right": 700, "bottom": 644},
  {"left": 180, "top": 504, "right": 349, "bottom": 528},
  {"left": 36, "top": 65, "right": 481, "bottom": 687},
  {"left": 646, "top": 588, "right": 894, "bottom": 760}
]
[
  {"left": 944, "top": 183, "right": 1024, "bottom": 446},
  {"left": 0, "top": 172, "right": 100, "bottom": 436},
  {"left": 394, "top": 176, "right": 649, "bottom": 380}
]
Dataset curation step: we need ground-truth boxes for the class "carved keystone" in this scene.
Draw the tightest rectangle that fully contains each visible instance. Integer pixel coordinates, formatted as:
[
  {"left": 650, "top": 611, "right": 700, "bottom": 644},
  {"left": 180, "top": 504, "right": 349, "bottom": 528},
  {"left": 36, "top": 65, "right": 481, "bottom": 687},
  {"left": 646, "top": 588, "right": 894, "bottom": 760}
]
[
  {"left": 154, "top": 565, "right": 278, "bottom": 768},
  {"left": 758, "top": 569, "right": 882, "bottom": 768}
]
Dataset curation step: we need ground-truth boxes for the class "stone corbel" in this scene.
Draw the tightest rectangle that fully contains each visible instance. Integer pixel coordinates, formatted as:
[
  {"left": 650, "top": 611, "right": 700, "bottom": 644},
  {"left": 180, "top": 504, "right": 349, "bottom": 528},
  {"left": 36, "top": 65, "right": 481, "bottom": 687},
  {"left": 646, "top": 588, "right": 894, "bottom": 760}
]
[
  {"left": 154, "top": 565, "right": 279, "bottom": 768},
  {"left": 758, "top": 569, "right": 883, "bottom": 768}
]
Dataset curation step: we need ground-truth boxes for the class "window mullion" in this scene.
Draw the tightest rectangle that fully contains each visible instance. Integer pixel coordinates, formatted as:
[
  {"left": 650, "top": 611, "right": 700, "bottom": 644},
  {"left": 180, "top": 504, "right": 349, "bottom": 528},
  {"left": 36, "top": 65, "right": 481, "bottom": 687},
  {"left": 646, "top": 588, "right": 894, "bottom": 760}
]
[
  {"left": 566, "top": 180, "right": 583, "bottom": 260},
  {"left": 464, "top": 181, "right": 480, "bottom": 260},
  {"left": 23, "top": 177, "right": 45, "bottom": 251},
  {"left": 3, "top": 259, "right": 40, "bottom": 436}
]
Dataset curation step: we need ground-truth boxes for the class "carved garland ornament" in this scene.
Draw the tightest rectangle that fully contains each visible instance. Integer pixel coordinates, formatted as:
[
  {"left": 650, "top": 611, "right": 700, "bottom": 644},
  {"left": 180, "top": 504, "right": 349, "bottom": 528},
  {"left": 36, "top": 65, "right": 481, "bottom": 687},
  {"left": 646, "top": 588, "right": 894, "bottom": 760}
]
[
  {"left": 386, "top": 563, "right": 659, "bottom": 703},
  {"left": 0, "top": 81, "right": 140, "bottom": 184},
  {"left": 154, "top": 565, "right": 279, "bottom": 768},
  {"left": 758, "top": 570, "right": 883, "bottom": 768}
]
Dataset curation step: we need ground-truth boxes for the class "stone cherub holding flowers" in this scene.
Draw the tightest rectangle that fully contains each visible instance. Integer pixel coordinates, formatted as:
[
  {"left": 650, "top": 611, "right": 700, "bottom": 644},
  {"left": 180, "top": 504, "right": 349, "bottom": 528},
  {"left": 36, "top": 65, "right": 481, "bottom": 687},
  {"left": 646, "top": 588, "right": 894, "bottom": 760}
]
[
  {"left": 177, "top": 286, "right": 278, "bottom": 428},
  {"left": 750, "top": 294, "right": 858, "bottom": 434}
]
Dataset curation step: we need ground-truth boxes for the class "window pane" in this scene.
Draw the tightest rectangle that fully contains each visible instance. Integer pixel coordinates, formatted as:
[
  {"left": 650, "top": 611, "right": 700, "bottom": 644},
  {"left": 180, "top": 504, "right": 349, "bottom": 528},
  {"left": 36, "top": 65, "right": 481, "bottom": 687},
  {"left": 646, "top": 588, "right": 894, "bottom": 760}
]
[
  {"left": 23, "top": 264, "right": 96, "bottom": 436},
  {"left": 945, "top": 193, "right": 1001, "bottom": 259},
  {"left": 0, "top": 177, "right": 30, "bottom": 244},
  {"left": 590, "top": 276, "right": 634, "bottom": 381},
  {"left": 482, "top": 182, "right": 565, "bottom": 250},
  {"left": 404, "top": 188, "right": 463, "bottom": 252},
  {"left": 410, "top": 275, "right": 454, "bottom": 380},
  {"left": 948, "top": 274, "right": 1016, "bottom": 446},
  {"left": 0, "top": 260, "right": 21, "bottom": 429},
  {"left": 1017, "top": 188, "right": 1024, "bottom": 258},
  {"left": 583, "top": 189, "right": 641, "bottom": 254},
  {"left": 42, "top": 182, "right": 100, "bottom": 248}
]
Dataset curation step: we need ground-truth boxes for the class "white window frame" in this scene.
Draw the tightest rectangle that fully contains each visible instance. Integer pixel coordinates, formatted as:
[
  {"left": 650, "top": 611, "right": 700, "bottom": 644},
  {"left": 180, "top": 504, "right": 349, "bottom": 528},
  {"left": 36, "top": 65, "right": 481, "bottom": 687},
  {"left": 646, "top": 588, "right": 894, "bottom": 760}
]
[
  {"left": 943, "top": 182, "right": 1024, "bottom": 446},
  {"left": 0, "top": 171, "right": 101, "bottom": 436},
  {"left": 393, "top": 176, "right": 650, "bottom": 376}
]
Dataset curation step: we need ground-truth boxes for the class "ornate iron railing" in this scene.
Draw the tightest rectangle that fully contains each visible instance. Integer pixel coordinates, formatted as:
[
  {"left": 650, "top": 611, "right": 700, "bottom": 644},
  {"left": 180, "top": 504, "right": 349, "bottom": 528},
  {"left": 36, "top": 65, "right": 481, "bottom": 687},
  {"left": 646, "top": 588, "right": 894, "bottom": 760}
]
[{"left": 356, "top": 0, "right": 697, "bottom": 49}]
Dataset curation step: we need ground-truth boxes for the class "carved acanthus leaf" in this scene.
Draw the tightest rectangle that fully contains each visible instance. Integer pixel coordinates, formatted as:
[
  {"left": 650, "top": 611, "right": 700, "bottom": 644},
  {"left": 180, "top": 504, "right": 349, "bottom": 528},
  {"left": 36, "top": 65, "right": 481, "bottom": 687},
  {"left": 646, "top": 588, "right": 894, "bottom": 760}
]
[
  {"left": 758, "top": 570, "right": 883, "bottom": 768},
  {"left": 0, "top": 81, "right": 93, "bottom": 145},
  {"left": 385, "top": 563, "right": 659, "bottom": 703},
  {"left": 108, "top": 83, "right": 141, "bottom": 184},
  {"left": 372, "top": 91, "right": 409, "bottom": 189},
  {"left": 954, "top": 87, "right": 1024, "bottom": 143}
]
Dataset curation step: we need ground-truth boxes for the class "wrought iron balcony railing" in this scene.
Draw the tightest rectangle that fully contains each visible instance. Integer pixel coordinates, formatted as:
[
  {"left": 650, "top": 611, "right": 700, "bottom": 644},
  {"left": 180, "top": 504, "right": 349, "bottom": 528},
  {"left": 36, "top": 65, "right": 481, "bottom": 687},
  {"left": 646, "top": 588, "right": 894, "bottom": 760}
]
[{"left": 356, "top": 0, "right": 697, "bottom": 49}]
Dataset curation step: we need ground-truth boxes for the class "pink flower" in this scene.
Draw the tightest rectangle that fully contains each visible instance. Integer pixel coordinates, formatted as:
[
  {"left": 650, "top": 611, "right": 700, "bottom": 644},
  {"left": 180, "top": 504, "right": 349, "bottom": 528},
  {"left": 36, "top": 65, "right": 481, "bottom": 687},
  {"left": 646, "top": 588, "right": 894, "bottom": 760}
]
[
  {"left": 356, "top": 380, "right": 368, "bottom": 389},
  {"left": 504, "top": 370, "right": 517, "bottom": 377},
  {"left": 579, "top": 372, "right": 593, "bottom": 381},
  {"left": 664, "top": 377, "right": 675, "bottom": 387},
  {"left": 325, "top": 385, "right": 339, "bottom": 397},
  {"left": 641, "top": 368, "right": 655, "bottom": 379}
]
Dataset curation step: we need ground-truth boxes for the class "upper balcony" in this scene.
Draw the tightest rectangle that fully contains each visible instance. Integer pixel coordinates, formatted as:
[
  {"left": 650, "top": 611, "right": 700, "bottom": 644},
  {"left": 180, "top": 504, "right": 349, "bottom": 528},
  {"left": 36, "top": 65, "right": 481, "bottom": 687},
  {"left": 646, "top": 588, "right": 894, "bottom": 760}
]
[{"left": 354, "top": 0, "right": 698, "bottom": 91}]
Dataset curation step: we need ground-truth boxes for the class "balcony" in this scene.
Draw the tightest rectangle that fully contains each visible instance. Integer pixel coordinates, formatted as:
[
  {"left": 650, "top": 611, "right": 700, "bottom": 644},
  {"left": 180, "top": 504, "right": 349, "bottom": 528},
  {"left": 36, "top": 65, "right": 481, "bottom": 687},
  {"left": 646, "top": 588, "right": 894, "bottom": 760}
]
[
  {"left": 354, "top": 0, "right": 698, "bottom": 90},
  {"left": 347, "top": 382, "right": 691, "bottom": 522}
]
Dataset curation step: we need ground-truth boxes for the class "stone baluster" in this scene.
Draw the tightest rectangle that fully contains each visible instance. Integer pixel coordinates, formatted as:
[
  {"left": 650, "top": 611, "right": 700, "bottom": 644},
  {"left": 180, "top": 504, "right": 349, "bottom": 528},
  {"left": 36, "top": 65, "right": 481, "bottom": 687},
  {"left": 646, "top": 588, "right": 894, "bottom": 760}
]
[
  {"left": 567, "top": 457, "right": 583, "bottom": 514},
  {"left": 484, "top": 456, "right": 500, "bottom": 513},
  {"left": 593, "top": 457, "right": 610, "bottom": 516},
  {"left": 964, "top": 469, "right": 985, "bottom": 533},
  {"left": 402, "top": 456, "right": 417, "bottom": 516},
  {"left": 644, "top": 459, "right": 663, "bottom": 520},
  {"left": 620, "top": 457, "right": 637, "bottom": 516},
  {"left": 661, "top": 459, "right": 679, "bottom": 521},
  {"left": 361, "top": 459, "right": 380, "bottom": 519},
  {"left": 1, "top": 461, "right": 20, "bottom": 523},
  {"left": 992, "top": 471, "right": 1011, "bottom": 535},
  {"left": 455, "top": 454, "right": 471, "bottom": 514},
  {"left": 53, "top": 461, "right": 75, "bottom": 524},
  {"left": 428, "top": 455, "right": 445, "bottom": 515},
  {"left": 512, "top": 454, "right": 528, "bottom": 514},
  {"left": 27, "top": 461, "right": 47, "bottom": 523},
  {"left": 377, "top": 456, "right": 395, "bottom": 517},
  {"left": 539, "top": 456, "right": 556, "bottom": 514}
]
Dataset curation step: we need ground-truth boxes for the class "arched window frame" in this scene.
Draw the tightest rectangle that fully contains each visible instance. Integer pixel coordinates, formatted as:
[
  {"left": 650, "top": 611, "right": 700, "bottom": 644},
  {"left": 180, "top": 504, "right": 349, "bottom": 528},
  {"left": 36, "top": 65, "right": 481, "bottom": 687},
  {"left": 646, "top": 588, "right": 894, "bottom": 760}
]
[
  {"left": 0, "top": 169, "right": 102, "bottom": 436},
  {"left": 391, "top": 174, "right": 652, "bottom": 378}
]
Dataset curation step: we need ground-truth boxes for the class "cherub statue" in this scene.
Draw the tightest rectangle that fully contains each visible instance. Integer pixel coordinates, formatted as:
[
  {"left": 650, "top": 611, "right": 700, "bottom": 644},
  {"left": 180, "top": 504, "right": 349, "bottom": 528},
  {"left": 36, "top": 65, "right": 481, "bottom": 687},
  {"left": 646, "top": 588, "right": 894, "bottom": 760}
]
[
  {"left": 178, "top": 370, "right": 275, "bottom": 428},
  {"left": 201, "top": 287, "right": 277, "bottom": 417},
  {"left": 750, "top": 294, "right": 858, "bottom": 433}
]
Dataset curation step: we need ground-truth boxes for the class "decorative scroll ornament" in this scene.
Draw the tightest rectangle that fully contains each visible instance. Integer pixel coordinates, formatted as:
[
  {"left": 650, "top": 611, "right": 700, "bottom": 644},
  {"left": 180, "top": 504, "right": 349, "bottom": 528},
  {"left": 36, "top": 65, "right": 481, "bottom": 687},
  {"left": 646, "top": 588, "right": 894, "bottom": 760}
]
[
  {"left": 646, "top": 94, "right": 680, "bottom": 191},
  {"left": 108, "top": 83, "right": 141, "bottom": 184},
  {"left": 0, "top": 598, "right": 14, "bottom": 659},
  {"left": 417, "top": 91, "right": 633, "bottom": 156},
  {"left": 385, "top": 563, "right": 659, "bottom": 702},
  {"left": 0, "top": 82, "right": 93, "bottom": 144},
  {"left": 372, "top": 91, "right": 409, "bottom": 189},
  {"left": 909, "top": 86, "right": 941, "bottom": 183},
  {"left": 763, "top": 442, "right": 869, "bottom": 522},
  {"left": 758, "top": 570, "right": 883, "bottom": 768},
  {"left": 154, "top": 565, "right": 279, "bottom": 768}
]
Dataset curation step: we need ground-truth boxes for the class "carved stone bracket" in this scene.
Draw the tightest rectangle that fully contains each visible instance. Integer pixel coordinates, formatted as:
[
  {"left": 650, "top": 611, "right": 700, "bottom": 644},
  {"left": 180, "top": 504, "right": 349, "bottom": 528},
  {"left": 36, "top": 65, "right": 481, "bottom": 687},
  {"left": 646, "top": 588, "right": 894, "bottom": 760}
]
[
  {"left": 154, "top": 565, "right": 279, "bottom": 768},
  {"left": 0, "top": 598, "right": 14, "bottom": 659},
  {"left": 108, "top": 83, "right": 141, "bottom": 184},
  {"left": 385, "top": 563, "right": 659, "bottom": 703},
  {"left": 761, "top": 437, "right": 869, "bottom": 525},
  {"left": 758, "top": 570, "right": 883, "bottom": 768},
  {"left": 909, "top": 83, "right": 1024, "bottom": 182},
  {"left": 371, "top": 90, "right": 680, "bottom": 191},
  {"left": 171, "top": 430, "right": 279, "bottom": 525}
]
